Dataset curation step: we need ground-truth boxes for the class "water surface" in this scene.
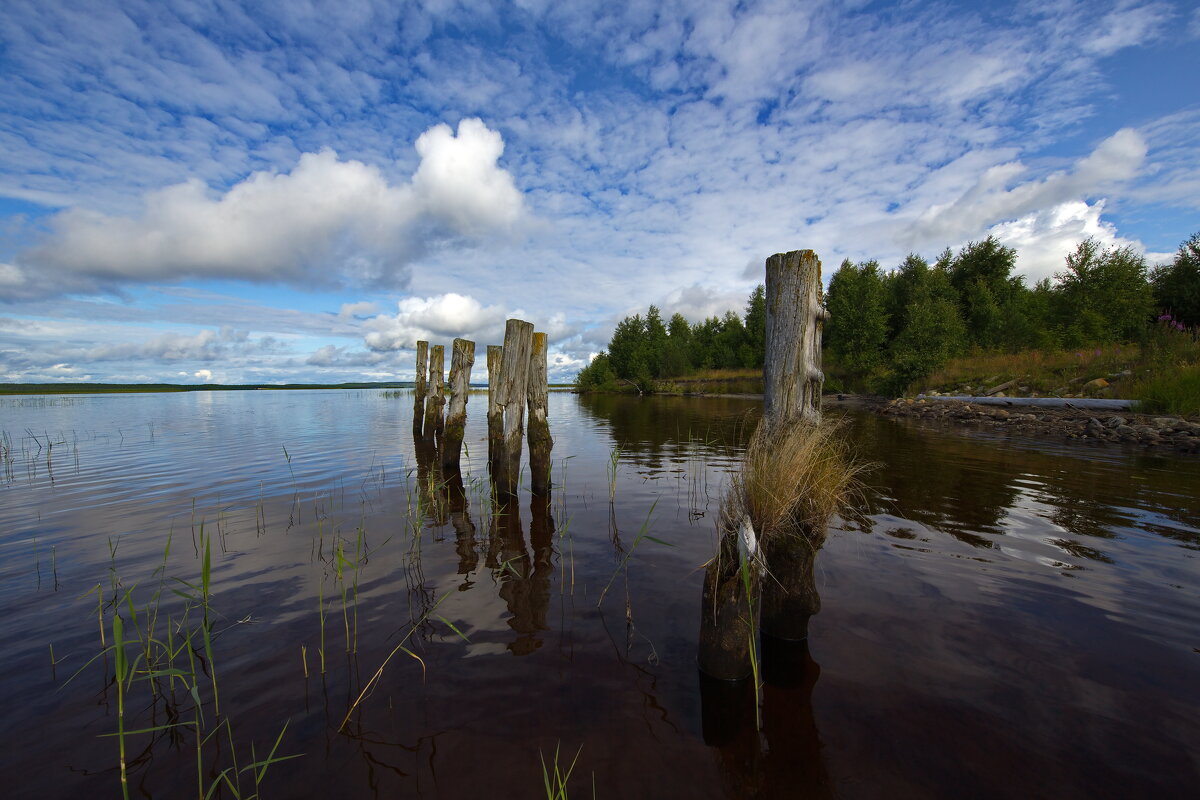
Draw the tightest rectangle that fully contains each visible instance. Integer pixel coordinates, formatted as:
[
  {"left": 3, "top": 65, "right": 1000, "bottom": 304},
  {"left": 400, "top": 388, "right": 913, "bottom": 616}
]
[{"left": 1, "top": 390, "right": 1196, "bottom": 797}]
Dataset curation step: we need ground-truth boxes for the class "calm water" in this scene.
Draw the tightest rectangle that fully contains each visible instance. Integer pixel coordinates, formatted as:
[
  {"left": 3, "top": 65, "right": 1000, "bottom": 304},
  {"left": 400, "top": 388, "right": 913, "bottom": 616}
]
[{"left": 1, "top": 390, "right": 1197, "bottom": 798}]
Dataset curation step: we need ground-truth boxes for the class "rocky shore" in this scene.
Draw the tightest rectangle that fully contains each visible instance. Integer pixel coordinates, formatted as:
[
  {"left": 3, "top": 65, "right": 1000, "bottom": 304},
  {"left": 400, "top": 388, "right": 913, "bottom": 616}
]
[{"left": 873, "top": 396, "right": 1200, "bottom": 453}]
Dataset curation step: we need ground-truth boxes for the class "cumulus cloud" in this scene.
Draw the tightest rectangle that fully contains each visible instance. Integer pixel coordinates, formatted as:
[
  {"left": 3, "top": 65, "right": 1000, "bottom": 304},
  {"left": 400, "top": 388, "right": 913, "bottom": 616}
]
[
  {"left": 986, "top": 199, "right": 1162, "bottom": 283},
  {"left": 412, "top": 118, "right": 524, "bottom": 235},
  {"left": 7, "top": 119, "right": 524, "bottom": 300},
  {"left": 363, "top": 292, "right": 511, "bottom": 351},
  {"left": 907, "top": 128, "right": 1147, "bottom": 245}
]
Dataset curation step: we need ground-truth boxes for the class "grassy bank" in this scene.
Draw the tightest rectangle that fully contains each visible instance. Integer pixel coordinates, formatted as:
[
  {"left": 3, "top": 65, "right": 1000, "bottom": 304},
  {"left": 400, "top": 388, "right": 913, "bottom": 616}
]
[{"left": 585, "top": 333, "right": 1200, "bottom": 416}]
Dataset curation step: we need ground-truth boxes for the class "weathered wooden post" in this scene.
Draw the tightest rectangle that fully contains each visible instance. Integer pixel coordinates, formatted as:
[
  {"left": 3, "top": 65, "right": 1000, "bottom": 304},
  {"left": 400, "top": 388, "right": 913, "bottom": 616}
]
[
  {"left": 423, "top": 344, "right": 445, "bottom": 440},
  {"left": 698, "top": 525, "right": 757, "bottom": 680},
  {"left": 761, "top": 249, "right": 827, "bottom": 641},
  {"left": 442, "top": 338, "right": 476, "bottom": 471},
  {"left": 526, "top": 331, "right": 553, "bottom": 495},
  {"left": 764, "top": 250, "right": 826, "bottom": 425},
  {"left": 413, "top": 341, "right": 429, "bottom": 437},
  {"left": 493, "top": 320, "right": 534, "bottom": 496},
  {"left": 700, "top": 249, "right": 829, "bottom": 679},
  {"left": 486, "top": 345, "right": 503, "bottom": 473}
]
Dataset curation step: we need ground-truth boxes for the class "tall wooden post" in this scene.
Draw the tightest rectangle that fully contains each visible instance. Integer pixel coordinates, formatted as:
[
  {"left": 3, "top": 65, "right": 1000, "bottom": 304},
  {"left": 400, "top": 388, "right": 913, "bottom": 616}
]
[
  {"left": 761, "top": 249, "right": 827, "bottom": 640},
  {"left": 700, "top": 249, "right": 829, "bottom": 680},
  {"left": 413, "top": 341, "right": 429, "bottom": 437},
  {"left": 424, "top": 344, "right": 445, "bottom": 440},
  {"left": 526, "top": 331, "right": 553, "bottom": 495},
  {"left": 486, "top": 345, "right": 503, "bottom": 473},
  {"left": 494, "top": 319, "right": 533, "bottom": 496},
  {"left": 764, "top": 250, "right": 826, "bottom": 426},
  {"left": 442, "top": 338, "right": 476, "bottom": 470}
]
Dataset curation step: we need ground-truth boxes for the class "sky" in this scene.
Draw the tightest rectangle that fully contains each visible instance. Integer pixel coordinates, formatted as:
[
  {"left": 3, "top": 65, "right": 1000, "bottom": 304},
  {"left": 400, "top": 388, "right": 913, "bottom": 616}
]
[{"left": 1, "top": 0, "right": 1197, "bottom": 385}]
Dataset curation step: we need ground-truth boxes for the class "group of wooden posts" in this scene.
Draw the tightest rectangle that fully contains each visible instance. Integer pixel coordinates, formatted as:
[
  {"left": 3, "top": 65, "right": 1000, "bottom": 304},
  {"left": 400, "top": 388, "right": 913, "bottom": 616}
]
[
  {"left": 408, "top": 249, "right": 829, "bottom": 684},
  {"left": 411, "top": 319, "right": 553, "bottom": 496}
]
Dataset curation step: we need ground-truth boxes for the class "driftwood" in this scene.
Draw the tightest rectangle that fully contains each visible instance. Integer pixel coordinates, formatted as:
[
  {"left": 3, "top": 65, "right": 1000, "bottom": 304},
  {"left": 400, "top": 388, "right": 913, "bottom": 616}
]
[
  {"left": 486, "top": 345, "right": 503, "bottom": 473},
  {"left": 493, "top": 319, "right": 533, "bottom": 496},
  {"left": 423, "top": 344, "right": 445, "bottom": 439},
  {"left": 442, "top": 338, "right": 475, "bottom": 470},
  {"left": 764, "top": 250, "right": 826, "bottom": 426},
  {"left": 413, "top": 341, "right": 429, "bottom": 437},
  {"left": 526, "top": 331, "right": 553, "bottom": 494}
]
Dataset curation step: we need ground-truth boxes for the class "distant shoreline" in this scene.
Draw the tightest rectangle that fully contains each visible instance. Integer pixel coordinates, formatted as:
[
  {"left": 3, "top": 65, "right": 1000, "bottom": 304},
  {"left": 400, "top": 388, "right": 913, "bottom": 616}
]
[
  {"left": 0, "top": 382, "right": 414, "bottom": 395},
  {"left": 0, "top": 381, "right": 579, "bottom": 396}
]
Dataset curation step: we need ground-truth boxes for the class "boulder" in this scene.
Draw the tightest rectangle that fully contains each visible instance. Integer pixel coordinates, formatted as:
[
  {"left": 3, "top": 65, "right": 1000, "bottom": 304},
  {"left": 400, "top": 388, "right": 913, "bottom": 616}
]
[{"left": 1083, "top": 378, "right": 1109, "bottom": 391}]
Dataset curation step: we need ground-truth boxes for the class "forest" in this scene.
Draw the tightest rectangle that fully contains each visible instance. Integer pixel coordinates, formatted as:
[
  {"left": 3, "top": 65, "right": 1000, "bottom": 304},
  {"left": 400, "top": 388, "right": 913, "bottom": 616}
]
[{"left": 575, "top": 232, "right": 1200, "bottom": 396}]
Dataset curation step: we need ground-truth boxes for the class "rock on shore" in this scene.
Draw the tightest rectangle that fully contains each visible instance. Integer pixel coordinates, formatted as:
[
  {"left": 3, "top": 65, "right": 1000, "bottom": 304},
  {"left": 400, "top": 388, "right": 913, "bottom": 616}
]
[{"left": 876, "top": 398, "right": 1200, "bottom": 453}]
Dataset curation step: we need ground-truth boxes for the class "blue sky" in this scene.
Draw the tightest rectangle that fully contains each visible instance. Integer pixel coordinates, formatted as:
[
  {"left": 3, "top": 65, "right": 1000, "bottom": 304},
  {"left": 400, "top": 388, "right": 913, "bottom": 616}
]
[{"left": 1, "top": 0, "right": 1197, "bottom": 384}]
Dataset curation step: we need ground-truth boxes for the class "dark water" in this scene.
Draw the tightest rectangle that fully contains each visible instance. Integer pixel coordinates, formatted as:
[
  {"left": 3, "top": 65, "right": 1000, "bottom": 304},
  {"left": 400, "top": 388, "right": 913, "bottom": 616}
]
[{"left": 1, "top": 390, "right": 1197, "bottom": 798}]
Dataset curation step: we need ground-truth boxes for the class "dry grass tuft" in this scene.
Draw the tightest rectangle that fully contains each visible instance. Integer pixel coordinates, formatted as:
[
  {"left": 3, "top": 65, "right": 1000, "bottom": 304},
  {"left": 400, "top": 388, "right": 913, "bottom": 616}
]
[{"left": 722, "top": 416, "right": 866, "bottom": 542}]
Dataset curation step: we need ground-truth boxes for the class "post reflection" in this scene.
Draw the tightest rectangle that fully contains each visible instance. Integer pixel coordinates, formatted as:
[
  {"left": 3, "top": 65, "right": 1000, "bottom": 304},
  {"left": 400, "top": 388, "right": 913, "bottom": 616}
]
[
  {"left": 700, "top": 631, "right": 831, "bottom": 799},
  {"left": 485, "top": 493, "right": 555, "bottom": 656}
]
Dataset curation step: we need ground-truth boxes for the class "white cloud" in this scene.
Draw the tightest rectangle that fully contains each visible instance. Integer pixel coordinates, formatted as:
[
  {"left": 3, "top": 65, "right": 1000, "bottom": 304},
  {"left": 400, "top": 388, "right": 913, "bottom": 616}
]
[
  {"left": 1082, "top": 2, "right": 1170, "bottom": 56},
  {"left": 906, "top": 129, "right": 1147, "bottom": 245},
  {"left": 363, "top": 292, "right": 511, "bottom": 352},
  {"left": 412, "top": 118, "right": 525, "bottom": 236},
  {"left": 11, "top": 119, "right": 525, "bottom": 299},
  {"left": 986, "top": 200, "right": 1154, "bottom": 283},
  {"left": 339, "top": 301, "right": 380, "bottom": 319}
]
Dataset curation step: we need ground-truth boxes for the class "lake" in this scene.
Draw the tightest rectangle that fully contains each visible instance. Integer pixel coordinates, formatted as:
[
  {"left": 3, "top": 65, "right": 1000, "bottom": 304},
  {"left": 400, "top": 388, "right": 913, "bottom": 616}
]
[{"left": 1, "top": 389, "right": 1197, "bottom": 798}]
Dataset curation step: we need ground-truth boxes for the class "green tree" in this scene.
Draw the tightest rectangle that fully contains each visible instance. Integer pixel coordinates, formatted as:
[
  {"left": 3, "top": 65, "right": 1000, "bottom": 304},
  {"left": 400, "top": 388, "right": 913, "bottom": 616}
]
[
  {"left": 825, "top": 258, "right": 889, "bottom": 375},
  {"left": 883, "top": 254, "right": 930, "bottom": 339},
  {"left": 1151, "top": 231, "right": 1200, "bottom": 330},
  {"left": 948, "top": 237, "right": 1031, "bottom": 350},
  {"left": 662, "top": 312, "right": 694, "bottom": 376},
  {"left": 1053, "top": 238, "right": 1153, "bottom": 344},
  {"left": 643, "top": 305, "right": 669, "bottom": 377},
  {"left": 607, "top": 314, "right": 650, "bottom": 386},
  {"left": 690, "top": 316, "right": 722, "bottom": 369},
  {"left": 574, "top": 352, "right": 617, "bottom": 391},
  {"left": 743, "top": 285, "right": 766, "bottom": 368}
]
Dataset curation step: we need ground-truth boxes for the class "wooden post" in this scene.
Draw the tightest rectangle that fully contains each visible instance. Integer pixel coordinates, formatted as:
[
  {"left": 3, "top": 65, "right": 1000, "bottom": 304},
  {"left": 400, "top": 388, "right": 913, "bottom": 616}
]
[
  {"left": 442, "top": 338, "right": 476, "bottom": 470},
  {"left": 486, "top": 345, "right": 503, "bottom": 473},
  {"left": 761, "top": 249, "right": 827, "bottom": 639},
  {"left": 423, "top": 344, "right": 445, "bottom": 439},
  {"left": 698, "top": 531, "right": 755, "bottom": 680},
  {"left": 413, "top": 341, "right": 429, "bottom": 436},
  {"left": 526, "top": 331, "right": 553, "bottom": 495},
  {"left": 494, "top": 319, "right": 533, "bottom": 496},
  {"left": 764, "top": 250, "right": 826, "bottom": 426},
  {"left": 759, "top": 533, "right": 822, "bottom": 640}
]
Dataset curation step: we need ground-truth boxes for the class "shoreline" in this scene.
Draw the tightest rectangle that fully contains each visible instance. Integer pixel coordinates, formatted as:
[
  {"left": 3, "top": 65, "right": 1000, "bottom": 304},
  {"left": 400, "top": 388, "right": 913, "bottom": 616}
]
[{"left": 875, "top": 396, "right": 1200, "bottom": 454}]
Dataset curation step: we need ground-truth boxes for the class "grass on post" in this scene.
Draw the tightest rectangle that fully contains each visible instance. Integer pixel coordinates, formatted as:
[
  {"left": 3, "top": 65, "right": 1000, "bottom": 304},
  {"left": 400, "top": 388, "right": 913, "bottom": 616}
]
[{"left": 723, "top": 417, "right": 865, "bottom": 543}]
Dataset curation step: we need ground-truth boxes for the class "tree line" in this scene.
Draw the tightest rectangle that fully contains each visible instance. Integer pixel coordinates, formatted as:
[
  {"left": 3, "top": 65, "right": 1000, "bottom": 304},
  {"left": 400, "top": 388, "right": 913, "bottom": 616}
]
[{"left": 576, "top": 231, "right": 1200, "bottom": 393}]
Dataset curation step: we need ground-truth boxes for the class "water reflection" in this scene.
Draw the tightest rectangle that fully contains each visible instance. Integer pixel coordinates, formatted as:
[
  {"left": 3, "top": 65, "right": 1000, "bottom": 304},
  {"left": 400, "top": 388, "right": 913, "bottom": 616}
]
[
  {"left": 577, "top": 393, "right": 755, "bottom": 470},
  {"left": 2, "top": 391, "right": 1199, "bottom": 798},
  {"left": 700, "top": 636, "right": 830, "bottom": 799}
]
